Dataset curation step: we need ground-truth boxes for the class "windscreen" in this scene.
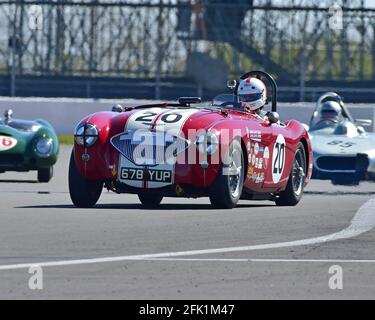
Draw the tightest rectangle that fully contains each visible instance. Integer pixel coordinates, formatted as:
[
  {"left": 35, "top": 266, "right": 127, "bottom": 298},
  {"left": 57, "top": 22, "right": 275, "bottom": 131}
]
[
  {"left": 211, "top": 94, "right": 241, "bottom": 109},
  {"left": 4, "top": 119, "right": 40, "bottom": 132}
]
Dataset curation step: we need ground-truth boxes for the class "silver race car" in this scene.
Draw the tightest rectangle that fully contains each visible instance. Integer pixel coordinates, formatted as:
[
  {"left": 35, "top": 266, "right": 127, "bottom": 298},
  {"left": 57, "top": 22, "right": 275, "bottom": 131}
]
[{"left": 307, "top": 92, "right": 375, "bottom": 186}]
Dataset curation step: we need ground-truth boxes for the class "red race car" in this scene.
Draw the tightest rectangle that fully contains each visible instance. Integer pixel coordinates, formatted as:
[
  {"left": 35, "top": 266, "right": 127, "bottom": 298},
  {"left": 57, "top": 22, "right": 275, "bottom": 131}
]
[{"left": 69, "top": 71, "right": 313, "bottom": 209}]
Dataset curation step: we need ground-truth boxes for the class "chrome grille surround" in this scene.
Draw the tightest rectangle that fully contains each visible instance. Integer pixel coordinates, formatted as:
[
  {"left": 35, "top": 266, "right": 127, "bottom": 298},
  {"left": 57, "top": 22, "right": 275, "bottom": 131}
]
[{"left": 110, "top": 130, "right": 190, "bottom": 166}]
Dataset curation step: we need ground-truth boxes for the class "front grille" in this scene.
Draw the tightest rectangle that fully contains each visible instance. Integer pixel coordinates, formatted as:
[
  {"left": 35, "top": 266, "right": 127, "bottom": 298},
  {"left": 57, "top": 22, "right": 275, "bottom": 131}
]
[
  {"left": 111, "top": 131, "right": 189, "bottom": 166},
  {"left": 0, "top": 154, "right": 24, "bottom": 165},
  {"left": 317, "top": 155, "right": 369, "bottom": 171}
]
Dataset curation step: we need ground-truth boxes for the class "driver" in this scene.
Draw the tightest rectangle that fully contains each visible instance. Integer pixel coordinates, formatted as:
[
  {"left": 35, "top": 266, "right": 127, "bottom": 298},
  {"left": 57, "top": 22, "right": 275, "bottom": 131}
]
[
  {"left": 3, "top": 109, "right": 13, "bottom": 124},
  {"left": 237, "top": 77, "right": 267, "bottom": 119}
]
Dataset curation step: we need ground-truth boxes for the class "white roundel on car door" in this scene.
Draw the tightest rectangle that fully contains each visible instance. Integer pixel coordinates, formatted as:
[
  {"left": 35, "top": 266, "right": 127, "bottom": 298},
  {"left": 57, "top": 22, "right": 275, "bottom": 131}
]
[
  {"left": 0, "top": 136, "right": 17, "bottom": 151},
  {"left": 272, "top": 134, "right": 286, "bottom": 184}
]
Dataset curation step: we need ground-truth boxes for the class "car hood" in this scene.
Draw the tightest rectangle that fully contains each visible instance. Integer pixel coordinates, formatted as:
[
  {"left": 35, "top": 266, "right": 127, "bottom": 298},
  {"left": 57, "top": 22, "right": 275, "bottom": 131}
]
[
  {"left": 310, "top": 131, "right": 375, "bottom": 156},
  {"left": 89, "top": 107, "right": 241, "bottom": 138}
]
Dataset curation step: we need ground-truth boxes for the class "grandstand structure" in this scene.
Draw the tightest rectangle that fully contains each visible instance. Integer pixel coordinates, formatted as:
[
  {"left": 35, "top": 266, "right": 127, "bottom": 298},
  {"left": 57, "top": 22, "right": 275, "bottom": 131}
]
[{"left": 0, "top": 0, "right": 374, "bottom": 101}]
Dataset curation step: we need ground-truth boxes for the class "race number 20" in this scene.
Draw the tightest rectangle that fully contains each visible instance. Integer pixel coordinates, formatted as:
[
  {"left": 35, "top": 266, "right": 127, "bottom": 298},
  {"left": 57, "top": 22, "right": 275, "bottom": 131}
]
[{"left": 272, "top": 135, "right": 286, "bottom": 184}]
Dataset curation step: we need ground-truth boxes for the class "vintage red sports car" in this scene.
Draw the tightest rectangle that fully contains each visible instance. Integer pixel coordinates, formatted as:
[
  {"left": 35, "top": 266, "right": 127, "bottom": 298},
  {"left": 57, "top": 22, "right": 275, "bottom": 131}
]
[{"left": 69, "top": 71, "right": 313, "bottom": 209}]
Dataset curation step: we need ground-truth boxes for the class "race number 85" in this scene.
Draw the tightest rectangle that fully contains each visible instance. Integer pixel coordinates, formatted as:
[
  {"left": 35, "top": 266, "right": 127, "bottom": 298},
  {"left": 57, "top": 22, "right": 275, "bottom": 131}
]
[{"left": 272, "top": 135, "right": 286, "bottom": 184}]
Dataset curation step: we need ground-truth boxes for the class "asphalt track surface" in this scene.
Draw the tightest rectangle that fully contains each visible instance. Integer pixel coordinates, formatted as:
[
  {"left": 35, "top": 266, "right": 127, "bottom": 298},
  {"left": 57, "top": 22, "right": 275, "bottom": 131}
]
[{"left": 0, "top": 146, "right": 375, "bottom": 299}]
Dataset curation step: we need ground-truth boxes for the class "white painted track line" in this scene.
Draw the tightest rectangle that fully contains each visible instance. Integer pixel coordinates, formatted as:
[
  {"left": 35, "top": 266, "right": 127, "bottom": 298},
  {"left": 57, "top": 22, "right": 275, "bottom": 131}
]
[
  {"left": 141, "top": 258, "right": 375, "bottom": 263},
  {"left": 0, "top": 198, "right": 374, "bottom": 271}
]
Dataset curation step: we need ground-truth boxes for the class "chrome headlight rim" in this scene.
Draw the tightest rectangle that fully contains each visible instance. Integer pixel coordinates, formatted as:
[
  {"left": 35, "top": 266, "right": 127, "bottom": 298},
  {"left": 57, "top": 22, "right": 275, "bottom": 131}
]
[
  {"left": 195, "top": 131, "right": 220, "bottom": 155},
  {"left": 34, "top": 137, "right": 53, "bottom": 158},
  {"left": 74, "top": 123, "right": 99, "bottom": 147}
]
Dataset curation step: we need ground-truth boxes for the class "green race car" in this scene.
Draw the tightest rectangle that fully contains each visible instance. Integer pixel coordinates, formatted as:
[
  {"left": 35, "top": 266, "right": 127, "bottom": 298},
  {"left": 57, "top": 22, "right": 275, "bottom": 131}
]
[{"left": 0, "top": 110, "right": 59, "bottom": 182}]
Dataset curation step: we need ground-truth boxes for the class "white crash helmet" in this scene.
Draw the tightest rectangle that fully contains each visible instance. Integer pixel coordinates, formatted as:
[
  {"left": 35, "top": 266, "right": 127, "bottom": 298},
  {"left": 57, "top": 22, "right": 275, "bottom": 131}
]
[
  {"left": 317, "top": 92, "right": 344, "bottom": 108},
  {"left": 237, "top": 77, "right": 267, "bottom": 112}
]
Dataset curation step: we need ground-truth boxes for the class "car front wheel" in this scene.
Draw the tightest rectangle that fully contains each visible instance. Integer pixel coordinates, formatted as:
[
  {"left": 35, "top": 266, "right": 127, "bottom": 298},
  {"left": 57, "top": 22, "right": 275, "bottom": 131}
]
[
  {"left": 69, "top": 151, "right": 103, "bottom": 208},
  {"left": 209, "top": 139, "right": 244, "bottom": 209},
  {"left": 38, "top": 167, "right": 53, "bottom": 183},
  {"left": 275, "top": 142, "right": 306, "bottom": 206}
]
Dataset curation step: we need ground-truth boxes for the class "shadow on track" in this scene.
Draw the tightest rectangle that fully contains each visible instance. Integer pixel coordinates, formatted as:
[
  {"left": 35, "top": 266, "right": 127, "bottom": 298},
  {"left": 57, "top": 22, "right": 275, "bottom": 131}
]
[
  {"left": 305, "top": 191, "right": 375, "bottom": 196},
  {"left": 0, "top": 180, "right": 38, "bottom": 184},
  {"left": 15, "top": 203, "right": 275, "bottom": 211}
]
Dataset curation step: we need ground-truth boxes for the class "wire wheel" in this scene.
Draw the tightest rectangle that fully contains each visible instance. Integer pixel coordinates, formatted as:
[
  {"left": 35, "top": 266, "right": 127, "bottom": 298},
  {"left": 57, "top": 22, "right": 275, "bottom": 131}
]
[
  {"left": 209, "top": 139, "right": 244, "bottom": 209},
  {"left": 275, "top": 142, "right": 307, "bottom": 207},
  {"left": 227, "top": 147, "right": 243, "bottom": 199},
  {"left": 292, "top": 148, "right": 306, "bottom": 197}
]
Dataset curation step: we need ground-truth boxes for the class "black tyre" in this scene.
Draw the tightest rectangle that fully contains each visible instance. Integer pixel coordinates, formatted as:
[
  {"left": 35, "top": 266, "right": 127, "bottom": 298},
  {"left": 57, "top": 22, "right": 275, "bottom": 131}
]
[
  {"left": 209, "top": 139, "right": 245, "bottom": 209},
  {"left": 69, "top": 151, "right": 103, "bottom": 208},
  {"left": 275, "top": 142, "right": 306, "bottom": 206},
  {"left": 38, "top": 167, "right": 53, "bottom": 183},
  {"left": 138, "top": 194, "right": 163, "bottom": 208}
]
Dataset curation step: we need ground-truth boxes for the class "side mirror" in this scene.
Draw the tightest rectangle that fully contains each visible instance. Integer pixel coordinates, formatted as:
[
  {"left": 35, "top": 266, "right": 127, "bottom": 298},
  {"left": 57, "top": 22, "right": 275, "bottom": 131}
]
[
  {"left": 355, "top": 119, "right": 372, "bottom": 127},
  {"left": 267, "top": 111, "right": 280, "bottom": 124},
  {"left": 112, "top": 104, "right": 124, "bottom": 113},
  {"left": 227, "top": 80, "right": 237, "bottom": 90}
]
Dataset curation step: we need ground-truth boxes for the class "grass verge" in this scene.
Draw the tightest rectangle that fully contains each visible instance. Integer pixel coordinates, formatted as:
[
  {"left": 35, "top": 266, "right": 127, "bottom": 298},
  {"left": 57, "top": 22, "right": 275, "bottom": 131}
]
[{"left": 58, "top": 134, "right": 74, "bottom": 145}]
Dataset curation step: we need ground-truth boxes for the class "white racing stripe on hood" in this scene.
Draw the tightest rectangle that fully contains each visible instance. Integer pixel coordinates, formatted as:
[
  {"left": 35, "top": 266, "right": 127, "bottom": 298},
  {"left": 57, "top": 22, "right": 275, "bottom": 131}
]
[
  {"left": 125, "top": 107, "right": 200, "bottom": 135},
  {"left": 125, "top": 108, "right": 166, "bottom": 131},
  {"left": 153, "top": 108, "right": 201, "bottom": 136}
]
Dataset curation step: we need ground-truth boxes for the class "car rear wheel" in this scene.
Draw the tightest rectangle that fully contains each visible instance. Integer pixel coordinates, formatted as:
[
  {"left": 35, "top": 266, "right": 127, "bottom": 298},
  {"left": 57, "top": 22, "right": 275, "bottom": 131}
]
[
  {"left": 69, "top": 151, "right": 103, "bottom": 208},
  {"left": 138, "top": 194, "right": 163, "bottom": 208},
  {"left": 275, "top": 142, "right": 306, "bottom": 206},
  {"left": 38, "top": 167, "right": 53, "bottom": 183},
  {"left": 209, "top": 139, "right": 244, "bottom": 209}
]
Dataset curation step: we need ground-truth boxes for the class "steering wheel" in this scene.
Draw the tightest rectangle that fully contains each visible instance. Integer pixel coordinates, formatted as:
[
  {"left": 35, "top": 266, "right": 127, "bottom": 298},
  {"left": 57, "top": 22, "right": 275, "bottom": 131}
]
[{"left": 219, "top": 101, "right": 240, "bottom": 108}]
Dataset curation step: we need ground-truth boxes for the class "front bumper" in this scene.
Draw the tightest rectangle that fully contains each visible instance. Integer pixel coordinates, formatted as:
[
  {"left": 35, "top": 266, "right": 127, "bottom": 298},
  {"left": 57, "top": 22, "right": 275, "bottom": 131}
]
[
  {"left": 312, "top": 153, "right": 375, "bottom": 185},
  {"left": 0, "top": 152, "right": 57, "bottom": 172},
  {"left": 75, "top": 143, "right": 222, "bottom": 189},
  {"left": 108, "top": 181, "right": 210, "bottom": 198}
]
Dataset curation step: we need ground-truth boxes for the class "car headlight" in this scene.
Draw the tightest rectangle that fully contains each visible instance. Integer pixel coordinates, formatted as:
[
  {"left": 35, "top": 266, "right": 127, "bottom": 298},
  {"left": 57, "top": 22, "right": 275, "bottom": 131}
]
[
  {"left": 195, "top": 131, "right": 219, "bottom": 155},
  {"left": 35, "top": 137, "right": 53, "bottom": 157},
  {"left": 74, "top": 123, "right": 98, "bottom": 147}
]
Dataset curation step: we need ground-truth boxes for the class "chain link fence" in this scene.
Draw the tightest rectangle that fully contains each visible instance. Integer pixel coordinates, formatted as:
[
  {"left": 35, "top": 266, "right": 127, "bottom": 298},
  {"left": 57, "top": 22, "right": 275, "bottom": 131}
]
[{"left": 0, "top": 0, "right": 375, "bottom": 98}]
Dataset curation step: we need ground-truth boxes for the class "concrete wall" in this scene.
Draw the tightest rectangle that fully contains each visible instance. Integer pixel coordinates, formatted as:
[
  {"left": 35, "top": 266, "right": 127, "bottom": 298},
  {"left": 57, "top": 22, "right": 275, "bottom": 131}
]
[{"left": 0, "top": 98, "right": 374, "bottom": 134}]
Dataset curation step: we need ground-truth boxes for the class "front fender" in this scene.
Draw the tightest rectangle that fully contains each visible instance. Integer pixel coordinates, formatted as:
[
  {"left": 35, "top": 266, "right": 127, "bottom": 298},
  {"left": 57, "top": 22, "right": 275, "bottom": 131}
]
[{"left": 73, "top": 112, "right": 121, "bottom": 180}]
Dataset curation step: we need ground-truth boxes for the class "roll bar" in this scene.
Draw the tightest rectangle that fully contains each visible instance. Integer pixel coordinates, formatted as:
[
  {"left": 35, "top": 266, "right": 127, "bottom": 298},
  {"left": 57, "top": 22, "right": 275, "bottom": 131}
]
[{"left": 240, "top": 70, "right": 278, "bottom": 112}]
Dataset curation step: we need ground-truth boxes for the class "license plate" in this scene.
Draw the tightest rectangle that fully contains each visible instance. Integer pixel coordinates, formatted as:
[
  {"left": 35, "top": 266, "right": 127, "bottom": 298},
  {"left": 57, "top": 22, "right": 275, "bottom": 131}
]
[{"left": 120, "top": 168, "right": 172, "bottom": 183}]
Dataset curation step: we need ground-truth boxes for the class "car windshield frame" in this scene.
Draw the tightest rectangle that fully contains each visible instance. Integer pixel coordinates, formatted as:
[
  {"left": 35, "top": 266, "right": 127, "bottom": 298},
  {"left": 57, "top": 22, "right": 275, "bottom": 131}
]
[
  {"left": 3, "top": 119, "right": 41, "bottom": 132},
  {"left": 210, "top": 93, "right": 242, "bottom": 110}
]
